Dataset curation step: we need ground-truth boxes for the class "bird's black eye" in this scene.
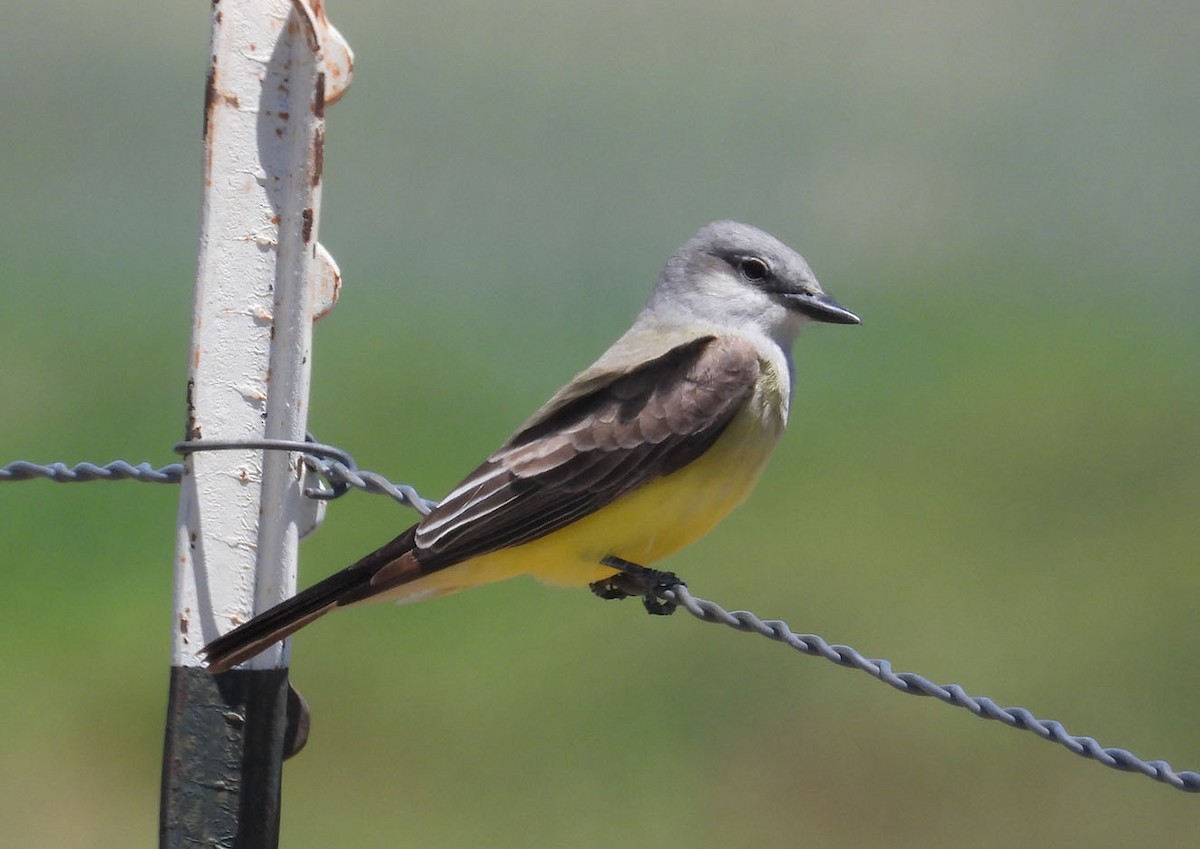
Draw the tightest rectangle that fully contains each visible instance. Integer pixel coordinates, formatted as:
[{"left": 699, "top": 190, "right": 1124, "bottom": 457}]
[{"left": 738, "top": 256, "right": 770, "bottom": 282}]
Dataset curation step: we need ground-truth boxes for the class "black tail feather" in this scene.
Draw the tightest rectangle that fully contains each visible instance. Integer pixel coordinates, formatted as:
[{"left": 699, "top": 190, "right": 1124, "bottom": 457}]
[{"left": 202, "top": 526, "right": 418, "bottom": 672}]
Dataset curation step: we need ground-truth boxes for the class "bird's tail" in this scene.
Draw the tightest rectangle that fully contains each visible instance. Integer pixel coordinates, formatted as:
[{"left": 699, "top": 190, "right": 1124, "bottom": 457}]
[{"left": 202, "top": 526, "right": 420, "bottom": 673}]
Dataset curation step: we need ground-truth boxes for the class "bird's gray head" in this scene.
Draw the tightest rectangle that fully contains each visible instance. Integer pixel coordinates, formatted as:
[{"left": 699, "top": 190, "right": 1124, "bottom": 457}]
[{"left": 644, "top": 220, "right": 859, "bottom": 346}]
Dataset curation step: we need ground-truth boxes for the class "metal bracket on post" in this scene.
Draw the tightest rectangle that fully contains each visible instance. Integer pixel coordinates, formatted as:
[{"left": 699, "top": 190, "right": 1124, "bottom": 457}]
[{"left": 161, "top": 3, "right": 352, "bottom": 848}]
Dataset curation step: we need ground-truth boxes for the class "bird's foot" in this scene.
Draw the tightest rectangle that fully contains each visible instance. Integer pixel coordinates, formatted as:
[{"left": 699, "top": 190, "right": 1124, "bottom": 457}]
[{"left": 590, "top": 556, "right": 684, "bottom": 615}]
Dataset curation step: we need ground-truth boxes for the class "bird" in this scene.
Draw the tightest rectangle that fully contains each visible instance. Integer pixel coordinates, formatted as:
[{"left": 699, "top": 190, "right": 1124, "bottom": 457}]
[{"left": 203, "top": 220, "right": 859, "bottom": 672}]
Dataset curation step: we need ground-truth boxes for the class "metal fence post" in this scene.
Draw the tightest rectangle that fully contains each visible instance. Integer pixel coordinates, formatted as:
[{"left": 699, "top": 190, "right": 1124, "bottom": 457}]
[{"left": 160, "top": 2, "right": 352, "bottom": 846}]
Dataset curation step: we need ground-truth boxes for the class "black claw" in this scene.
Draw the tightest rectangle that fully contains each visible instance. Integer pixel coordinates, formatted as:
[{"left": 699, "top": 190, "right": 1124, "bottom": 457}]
[
  {"left": 590, "top": 556, "right": 684, "bottom": 616},
  {"left": 589, "top": 575, "right": 637, "bottom": 601},
  {"left": 640, "top": 594, "right": 676, "bottom": 616}
]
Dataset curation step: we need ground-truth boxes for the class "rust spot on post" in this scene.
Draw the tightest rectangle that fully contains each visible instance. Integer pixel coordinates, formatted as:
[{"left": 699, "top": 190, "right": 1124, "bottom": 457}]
[
  {"left": 312, "top": 127, "right": 324, "bottom": 186},
  {"left": 202, "top": 60, "right": 218, "bottom": 140},
  {"left": 313, "top": 72, "right": 326, "bottom": 118},
  {"left": 185, "top": 379, "right": 202, "bottom": 441},
  {"left": 300, "top": 208, "right": 314, "bottom": 243}
]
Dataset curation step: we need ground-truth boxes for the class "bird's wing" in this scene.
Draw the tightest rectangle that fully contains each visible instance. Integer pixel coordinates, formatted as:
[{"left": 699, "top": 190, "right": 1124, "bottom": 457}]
[{"left": 405, "top": 334, "right": 761, "bottom": 571}]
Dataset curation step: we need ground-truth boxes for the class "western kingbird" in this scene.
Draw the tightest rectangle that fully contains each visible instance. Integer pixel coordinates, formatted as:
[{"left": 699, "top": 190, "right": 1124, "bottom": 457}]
[{"left": 204, "top": 220, "right": 859, "bottom": 671}]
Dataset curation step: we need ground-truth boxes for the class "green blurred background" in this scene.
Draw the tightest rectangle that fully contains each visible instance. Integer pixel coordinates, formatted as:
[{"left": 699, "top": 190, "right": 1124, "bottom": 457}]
[{"left": 2, "top": 2, "right": 1198, "bottom": 846}]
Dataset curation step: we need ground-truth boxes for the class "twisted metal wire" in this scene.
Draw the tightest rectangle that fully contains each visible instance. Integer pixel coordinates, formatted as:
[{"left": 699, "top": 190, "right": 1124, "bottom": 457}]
[
  {"left": 3, "top": 442, "right": 1197, "bottom": 793},
  {"left": 0, "top": 459, "right": 183, "bottom": 484},
  {"left": 1, "top": 439, "right": 436, "bottom": 514},
  {"left": 296, "top": 452, "right": 436, "bottom": 515},
  {"left": 661, "top": 583, "right": 1200, "bottom": 793}
]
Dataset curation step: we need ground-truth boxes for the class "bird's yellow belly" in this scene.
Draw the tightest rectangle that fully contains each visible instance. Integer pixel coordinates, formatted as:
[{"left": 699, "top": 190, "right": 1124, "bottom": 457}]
[{"left": 393, "top": 399, "right": 783, "bottom": 600}]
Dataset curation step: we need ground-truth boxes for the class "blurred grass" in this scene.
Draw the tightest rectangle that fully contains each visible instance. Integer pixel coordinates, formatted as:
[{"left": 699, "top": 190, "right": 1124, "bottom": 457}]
[{"left": 1, "top": 2, "right": 1198, "bottom": 847}]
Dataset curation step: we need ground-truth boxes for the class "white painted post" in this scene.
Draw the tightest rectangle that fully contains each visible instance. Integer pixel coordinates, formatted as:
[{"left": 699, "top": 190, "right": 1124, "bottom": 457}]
[{"left": 161, "top": 2, "right": 351, "bottom": 846}]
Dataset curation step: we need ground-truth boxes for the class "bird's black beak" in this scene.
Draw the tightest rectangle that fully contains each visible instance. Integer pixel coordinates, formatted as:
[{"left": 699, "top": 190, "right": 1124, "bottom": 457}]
[{"left": 788, "top": 291, "right": 861, "bottom": 325}]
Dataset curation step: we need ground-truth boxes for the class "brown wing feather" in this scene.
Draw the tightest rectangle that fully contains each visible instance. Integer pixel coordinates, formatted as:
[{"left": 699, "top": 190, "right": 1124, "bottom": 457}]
[{"left": 401, "top": 335, "right": 761, "bottom": 575}]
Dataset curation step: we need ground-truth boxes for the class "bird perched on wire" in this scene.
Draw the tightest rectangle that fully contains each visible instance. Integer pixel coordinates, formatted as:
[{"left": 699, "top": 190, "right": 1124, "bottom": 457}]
[{"left": 204, "top": 220, "right": 859, "bottom": 672}]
